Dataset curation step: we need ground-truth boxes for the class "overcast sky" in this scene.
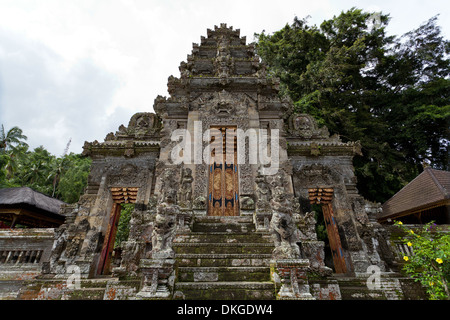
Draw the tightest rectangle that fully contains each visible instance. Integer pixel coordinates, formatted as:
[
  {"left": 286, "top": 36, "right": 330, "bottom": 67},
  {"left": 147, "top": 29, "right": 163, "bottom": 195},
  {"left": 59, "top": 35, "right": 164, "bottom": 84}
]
[{"left": 0, "top": 0, "right": 448, "bottom": 156}]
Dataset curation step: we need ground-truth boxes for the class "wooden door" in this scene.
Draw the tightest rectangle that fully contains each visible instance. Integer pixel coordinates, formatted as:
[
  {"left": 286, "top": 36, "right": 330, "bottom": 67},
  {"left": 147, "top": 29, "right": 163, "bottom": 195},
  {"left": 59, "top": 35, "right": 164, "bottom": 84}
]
[
  {"left": 309, "top": 188, "right": 347, "bottom": 274},
  {"left": 97, "top": 187, "right": 138, "bottom": 275},
  {"left": 208, "top": 126, "right": 239, "bottom": 216},
  {"left": 321, "top": 202, "right": 347, "bottom": 274},
  {"left": 97, "top": 203, "right": 121, "bottom": 275}
]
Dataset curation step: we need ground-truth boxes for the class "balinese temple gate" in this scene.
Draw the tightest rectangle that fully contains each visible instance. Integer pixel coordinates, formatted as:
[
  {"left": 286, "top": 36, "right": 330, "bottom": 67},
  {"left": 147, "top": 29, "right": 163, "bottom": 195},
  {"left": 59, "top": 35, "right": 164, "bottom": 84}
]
[{"left": 35, "top": 24, "right": 415, "bottom": 300}]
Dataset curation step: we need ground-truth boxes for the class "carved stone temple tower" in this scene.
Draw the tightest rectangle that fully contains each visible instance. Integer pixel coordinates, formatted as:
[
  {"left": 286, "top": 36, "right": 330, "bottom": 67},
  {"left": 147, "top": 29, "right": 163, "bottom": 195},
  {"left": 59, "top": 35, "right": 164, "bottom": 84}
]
[{"left": 37, "top": 24, "right": 411, "bottom": 300}]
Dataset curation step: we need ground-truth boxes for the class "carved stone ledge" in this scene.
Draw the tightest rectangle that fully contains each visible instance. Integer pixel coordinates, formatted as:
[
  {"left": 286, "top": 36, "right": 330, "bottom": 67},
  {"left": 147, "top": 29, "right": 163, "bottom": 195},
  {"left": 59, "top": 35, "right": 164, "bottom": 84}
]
[
  {"left": 272, "top": 259, "right": 314, "bottom": 300},
  {"left": 136, "top": 258, "right": 175, "bottom": 299}
]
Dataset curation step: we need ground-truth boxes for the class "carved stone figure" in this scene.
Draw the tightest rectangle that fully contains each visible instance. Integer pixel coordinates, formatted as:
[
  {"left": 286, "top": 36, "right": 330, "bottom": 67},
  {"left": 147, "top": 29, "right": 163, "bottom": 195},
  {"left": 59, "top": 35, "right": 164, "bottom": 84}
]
[
  {"left": 178, "top": 167, "right": 193, "bottom": 208},
  {"left": 270, "top": 188, "right": 301, "bottom": 259},
  {"left": 120, "top": 240, "right": 141, "bottom": 275},
  {"left": 253, "top": 173, "right": 273, "bottom": 230},
  {"left": 158, "top": 168, "right": 178, "bottom": 203},
  {"left": 150, "top": 190, "right": 179, "bottom": 259},
  {"left": 48, "top": 225, "right": 68, "bottom": 267},
  {"left": 192, "top": 196, "right": 206, "bottom": 210},
  {"left": 255, "top": 173, "right": 272, "bottom": 211},
  {"left": 287, "top": 113, "right": 329, "bottom": 139}
]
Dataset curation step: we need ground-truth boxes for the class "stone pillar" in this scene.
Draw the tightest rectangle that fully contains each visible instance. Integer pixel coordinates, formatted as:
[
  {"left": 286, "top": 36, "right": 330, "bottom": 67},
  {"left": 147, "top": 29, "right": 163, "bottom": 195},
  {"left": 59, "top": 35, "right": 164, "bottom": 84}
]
[
  {"left": 273, "top": 259, "right": 314, "bottom": 300},
  {"left": 136, "top": 258, "right": 175, "bottom": 299}
]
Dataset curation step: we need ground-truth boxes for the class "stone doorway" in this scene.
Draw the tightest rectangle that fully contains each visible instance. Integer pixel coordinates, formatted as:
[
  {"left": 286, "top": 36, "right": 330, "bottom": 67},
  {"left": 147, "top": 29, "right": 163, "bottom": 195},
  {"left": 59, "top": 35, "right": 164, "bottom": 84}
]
[
  {"left": 309, "top": 188, "right": 347, "bottom": 274},
  {"left": 97, "top": 187, "right": 137, "bottom": 275},
  {"left": 207, "top": 126, "right": 239, "bottom": 216}
]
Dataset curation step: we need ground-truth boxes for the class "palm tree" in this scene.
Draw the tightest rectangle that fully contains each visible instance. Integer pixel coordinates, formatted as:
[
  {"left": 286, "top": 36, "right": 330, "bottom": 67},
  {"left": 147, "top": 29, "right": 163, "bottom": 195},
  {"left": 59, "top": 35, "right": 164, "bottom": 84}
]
[{"left": 0, "top": 125, "right": 28, "bottom": 152}]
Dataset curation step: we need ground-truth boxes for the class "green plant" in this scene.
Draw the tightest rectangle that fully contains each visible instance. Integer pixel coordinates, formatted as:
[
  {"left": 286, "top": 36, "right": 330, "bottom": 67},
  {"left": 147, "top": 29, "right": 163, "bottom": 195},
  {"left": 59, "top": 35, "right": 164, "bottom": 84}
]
[
  {"left": 395, "top": 221, "right": 450, "bottom": 300},
  {"left": 114, "top": 203, "right": 134, "bottom": 249}
]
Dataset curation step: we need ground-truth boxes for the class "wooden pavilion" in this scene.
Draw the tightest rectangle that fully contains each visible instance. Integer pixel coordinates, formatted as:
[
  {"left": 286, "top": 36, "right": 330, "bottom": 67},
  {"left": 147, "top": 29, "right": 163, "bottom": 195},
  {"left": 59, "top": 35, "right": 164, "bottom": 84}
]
[
  {"left": 0, "top": 187, "right": 66, "bottom": 228},
  {"left": 379, "top": 167, "right": 450, "bottom": 224}
]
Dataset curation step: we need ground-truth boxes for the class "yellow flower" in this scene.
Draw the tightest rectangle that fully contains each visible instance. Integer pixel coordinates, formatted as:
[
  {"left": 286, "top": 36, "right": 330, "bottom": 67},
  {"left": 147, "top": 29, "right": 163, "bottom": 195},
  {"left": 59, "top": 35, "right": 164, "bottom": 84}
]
[
  {"left": 403, "top": 256, "right": 409, "bottom": 261},
  {"left": 429, "top": 281, "right": 434, "bottom": 286},
  {"left": 407, "top": 242, "right": 412, "bottom": 247},
  {"left": 436, "top": 258, "right": 443, "bottom": 264},
  {"left": 410, "top": 230, "right": 414, "bottom": 234},
  {"left": 397, "top": 221, "right": 403, "bottom": 225}
]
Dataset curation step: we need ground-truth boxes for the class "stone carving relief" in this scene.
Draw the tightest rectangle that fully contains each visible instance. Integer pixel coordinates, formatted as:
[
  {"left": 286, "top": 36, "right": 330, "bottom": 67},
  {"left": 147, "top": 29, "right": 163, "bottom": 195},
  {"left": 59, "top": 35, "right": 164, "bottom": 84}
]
[
  {"left": 150, "top": 190, "right": 179, "bottom": 259},
  {"left": 269, "top": 172, "right": 301, "bottom": 259},
  {"left": 297, "top": 211, "right": 318, "bottom": 241},
  {"left": 105, "top": 112, "right": 161, "bottom": 141},
  {"left": 192, "top": 196, "right": 207, "bottom": 210},
  {"left": 294, "top": 163, "right": 342, "bottom": 188},
  {"left": 270, "top": 190, "right": 301, "bottom": 259},
  {"left": 118, "top": 240, "right": 142, "bottom": 276},
  {"left": 239, "top": 195, "right": 255, "bottom": 210},
  {"left": 255, "top": 173, "right": 272, "bottom": 209},
  {"left": 159, "top": 119, "right": 179, "bottom": 150},
  {"left": 191, "top": 91, "right": 257, "bottom": 200},
  {"left": 178, "top": 167, "right": 193, "bottom": 209},
  {"left": 286, "top": 114, "right": 329, "bottom": 139},
  {"left": 157, "top": 167, "right": 179, "bottom": 203},
  {"left": 214, "top": 36, "right": 234, "bottom": 83}
]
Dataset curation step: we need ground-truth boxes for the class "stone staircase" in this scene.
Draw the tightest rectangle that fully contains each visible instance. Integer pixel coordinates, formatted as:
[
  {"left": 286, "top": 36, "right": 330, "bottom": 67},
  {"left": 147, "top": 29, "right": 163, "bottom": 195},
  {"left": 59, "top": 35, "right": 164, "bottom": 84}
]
[
  {"left": 15, "top": 276, "right": 142, "bottom": 300},
  {"left": 331, "top": 274, "right": 427, "bottom": 300},
  {"left": 172, "top": 216, "right": 277, "bottom": 300}
]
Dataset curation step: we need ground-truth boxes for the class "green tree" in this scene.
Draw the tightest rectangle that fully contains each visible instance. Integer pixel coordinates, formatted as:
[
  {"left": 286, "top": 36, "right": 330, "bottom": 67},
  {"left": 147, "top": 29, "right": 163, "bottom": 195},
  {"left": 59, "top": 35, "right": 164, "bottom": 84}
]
[
  {"left": 18, "top": 146, "right": 54, "bottom": 195},
  {"left": 57, "top": 153, "right": 91, "bottom": 203},
  {"left": 256, "top": 9, "right": 449, "bottom": 203},
  {"left": 0, "top": 153, "right": 7, "bottom": 188},
  {"left": 0, "top": 125, "right": 28, "bottom": 151},
  {"left": 114, "top": 203, "right": 134, "bottom": 249},
  {"left": 0, "top": 127, "right": 91, "bottom": 204}
]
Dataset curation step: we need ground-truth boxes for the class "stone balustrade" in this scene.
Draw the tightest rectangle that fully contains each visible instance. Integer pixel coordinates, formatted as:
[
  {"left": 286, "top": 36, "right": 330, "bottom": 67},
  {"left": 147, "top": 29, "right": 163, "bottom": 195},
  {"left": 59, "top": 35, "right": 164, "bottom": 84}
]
[
  {"left": 0, "top": 249, "right": 43, "bottom": 265},
  {"left": 0, "top": 228, "right": 55, "bottom": 270}
]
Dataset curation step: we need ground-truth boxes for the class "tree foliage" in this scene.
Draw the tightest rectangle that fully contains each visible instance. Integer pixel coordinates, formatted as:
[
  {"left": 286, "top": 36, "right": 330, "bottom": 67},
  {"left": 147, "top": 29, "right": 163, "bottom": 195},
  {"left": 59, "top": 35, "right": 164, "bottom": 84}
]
[
  {"left": 0, "top": 125, "right": 91, "bottom": 204},
  {"left": 114, "top": 203, "right": 134, "bottom": 250},
  {"left": 256, "top": 8, "right": 449, "bottom": 203},
  {"left": 0, "top": 125, "right": 28, "bottom": 151},
  {"left": 395, "top": 221, "right": 450, "bottom": 300}
]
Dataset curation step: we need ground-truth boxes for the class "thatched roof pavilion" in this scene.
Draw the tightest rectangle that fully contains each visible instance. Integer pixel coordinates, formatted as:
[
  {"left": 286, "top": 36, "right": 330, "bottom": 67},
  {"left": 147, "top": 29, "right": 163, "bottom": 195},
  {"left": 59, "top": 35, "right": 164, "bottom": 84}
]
[{"left": 0, "top": 187, "right": 66, "bottom": 228}]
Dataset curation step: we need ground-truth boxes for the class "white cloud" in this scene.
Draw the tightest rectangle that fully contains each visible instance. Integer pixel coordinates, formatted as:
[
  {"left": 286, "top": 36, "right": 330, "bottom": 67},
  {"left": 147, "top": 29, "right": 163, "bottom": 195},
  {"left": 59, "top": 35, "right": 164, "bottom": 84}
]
[
  {"left": 0, "top": 27, "right": 124, "bottom": 155},
  {"left": 0, "top": 0, "right": 448, "bottom": 155}
]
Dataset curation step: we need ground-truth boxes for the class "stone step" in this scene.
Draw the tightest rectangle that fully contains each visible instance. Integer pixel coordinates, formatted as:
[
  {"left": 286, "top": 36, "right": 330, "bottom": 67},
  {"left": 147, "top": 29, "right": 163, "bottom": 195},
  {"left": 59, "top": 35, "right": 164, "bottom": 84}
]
[
  {"left": 174, "top": 281, "right": 276, "bottom": 300},
  {"left": 177, "top": 266, "right": 272, "bottom": 282},
  {"left": 174, "top": 232, "right": 272, "bottom": 244},
  {"left": 193, "top": 216, "right": 254, "bottom": 224},
  {"left": 68, "top": 287, "right": 107, "bottom": 300},
  {"left": 192, "top": 222, "right": 255, "bottom": 233},
  {"left": 173, "top": 242, "right": 274, "bottom": 255},
  {"left": 173, "top": 215, "right": 276, "bottom": 300},
  {"left": 176, "top": 253, "right": 272, "bottom": 267},
  {"left": 192, "top": 216, "right": 256, "bottom": 232},
  {"left": 331, "top": 275, "right": 422, "bottom": 300}
]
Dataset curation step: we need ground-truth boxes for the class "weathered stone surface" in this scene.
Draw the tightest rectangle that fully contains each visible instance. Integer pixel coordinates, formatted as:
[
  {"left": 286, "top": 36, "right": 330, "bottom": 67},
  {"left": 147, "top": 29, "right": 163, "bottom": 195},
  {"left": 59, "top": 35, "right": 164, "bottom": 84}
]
[{"left": 0, "top": 23, "right": 423, "bottom": 301}]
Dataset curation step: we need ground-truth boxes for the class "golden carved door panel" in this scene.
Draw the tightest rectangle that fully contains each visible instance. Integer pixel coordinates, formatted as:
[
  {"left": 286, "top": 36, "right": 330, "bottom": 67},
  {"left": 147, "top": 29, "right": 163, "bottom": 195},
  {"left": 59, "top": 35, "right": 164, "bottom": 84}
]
[{"left": 208, "top": 127, "right": 239, "bottom": 216}]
